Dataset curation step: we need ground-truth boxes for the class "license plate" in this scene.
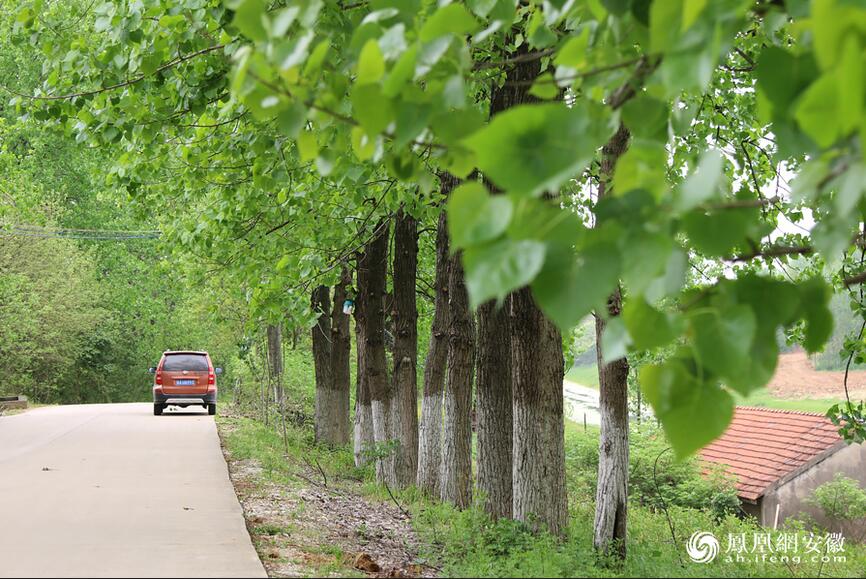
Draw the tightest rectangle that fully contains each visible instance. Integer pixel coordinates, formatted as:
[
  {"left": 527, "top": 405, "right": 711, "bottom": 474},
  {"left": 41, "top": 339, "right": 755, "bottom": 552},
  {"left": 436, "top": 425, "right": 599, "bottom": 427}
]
[{"left": 175, "top": 379, "right": 196, "bottom": 385}]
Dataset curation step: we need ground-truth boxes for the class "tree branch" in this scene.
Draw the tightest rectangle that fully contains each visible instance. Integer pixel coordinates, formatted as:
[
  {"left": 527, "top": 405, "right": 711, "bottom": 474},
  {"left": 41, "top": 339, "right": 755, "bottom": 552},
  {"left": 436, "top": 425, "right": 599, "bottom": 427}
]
[{"left": 6, "top": 44, "right": 225, "bottom": 101}]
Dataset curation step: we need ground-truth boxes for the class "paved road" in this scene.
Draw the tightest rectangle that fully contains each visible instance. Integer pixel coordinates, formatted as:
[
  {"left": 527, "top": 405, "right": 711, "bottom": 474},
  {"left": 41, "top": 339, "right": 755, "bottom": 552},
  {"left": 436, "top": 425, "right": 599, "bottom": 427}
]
[
  {"left": 0, "top": 404, "right": 266, "bottom": 578},
  {"left": 563, "top": 379, "right": 601, "bottom": 426}
]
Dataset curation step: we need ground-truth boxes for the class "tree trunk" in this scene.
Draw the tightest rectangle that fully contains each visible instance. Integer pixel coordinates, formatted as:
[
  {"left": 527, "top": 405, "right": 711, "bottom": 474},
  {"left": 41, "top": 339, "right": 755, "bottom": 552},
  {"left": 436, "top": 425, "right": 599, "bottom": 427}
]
[
  {"left": 440, "top": 251, "right": 473, "bottom": 508},
  {"left": 392, "top": 206, "right": 419, "bottom": 487},
  {"left": 511, "top": 287, "right": 567, "bottom": 536},
  {"left": 593, "top": 291, "right": 630, "bottom": 558},
  {"left": 473, "top": 42, "right": 540, "bottom": 522},
  {"left": 476, "top": 299, "right": 513, "bottom": 519},
  {"left": 316, "top": 267, "right": 351, "bottom": 446},
  {"left": 266, "top": 324, "right": 283, "bottom": 406},
  {"left": 593, "top": 125, "right": 631, "bottom": 558},
  {"left": 417, "top": 209, "right": 452, "bottom": 495},
  {"left": 358, "top": 220, "right": 395, "bottom": 485},
  {"left": 311, "top": 285, "right": 334, "bottom": 443},
  {"left": 354, "top": 292, "right": 374, "bottom": 466}
]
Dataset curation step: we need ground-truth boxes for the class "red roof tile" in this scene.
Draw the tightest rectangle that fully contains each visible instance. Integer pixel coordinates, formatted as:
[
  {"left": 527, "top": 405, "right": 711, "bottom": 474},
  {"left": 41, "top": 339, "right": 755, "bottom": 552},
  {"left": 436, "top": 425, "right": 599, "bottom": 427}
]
[{"left": 699, "top": 406, "right": 842, "bottom": 501}]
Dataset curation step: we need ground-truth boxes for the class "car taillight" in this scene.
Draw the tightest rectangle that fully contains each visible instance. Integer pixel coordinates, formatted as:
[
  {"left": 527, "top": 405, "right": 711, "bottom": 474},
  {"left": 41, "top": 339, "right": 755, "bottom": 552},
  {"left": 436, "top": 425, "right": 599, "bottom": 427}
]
[
  {"left": 155, "top": 370, "right": 162, "bottom": 385},
  {"left": 208, "top": 371, "right": 215, "bottom": 386}
]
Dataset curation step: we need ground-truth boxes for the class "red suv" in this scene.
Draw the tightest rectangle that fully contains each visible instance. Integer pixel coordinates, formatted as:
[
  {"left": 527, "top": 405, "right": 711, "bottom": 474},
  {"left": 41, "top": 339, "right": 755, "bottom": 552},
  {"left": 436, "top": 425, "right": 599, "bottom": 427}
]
[{"left": 149, "top": 351, "right": 221, "bottom": 416}]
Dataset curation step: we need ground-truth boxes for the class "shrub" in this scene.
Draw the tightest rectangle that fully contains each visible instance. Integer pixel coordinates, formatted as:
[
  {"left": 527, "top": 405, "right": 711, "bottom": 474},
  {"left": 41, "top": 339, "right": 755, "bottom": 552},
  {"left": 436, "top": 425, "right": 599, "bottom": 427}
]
[
  {"left": 566, "top": 424, "right": 741, "bottom": 521},
  {"left": 806, "top": 473, "right": 866, "bottom": 538}
]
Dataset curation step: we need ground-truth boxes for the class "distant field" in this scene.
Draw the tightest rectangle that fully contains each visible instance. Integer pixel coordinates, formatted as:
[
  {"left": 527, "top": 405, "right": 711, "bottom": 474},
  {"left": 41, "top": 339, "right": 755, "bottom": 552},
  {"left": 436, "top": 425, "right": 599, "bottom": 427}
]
[
  {"left": 565, "top": 353, "right": 859, "bottom": 414},
  {"left": 565, "top": 353, "right": 848, "bottom": 414},
  {"left": 732, "top": 389, "right": 841, "bottom": 414},
  {"left": 768, "top": 351, "right": 866, "bottom": 398},
  {"left": 565, "top": 363, "right": 599, "bottom": 389}
]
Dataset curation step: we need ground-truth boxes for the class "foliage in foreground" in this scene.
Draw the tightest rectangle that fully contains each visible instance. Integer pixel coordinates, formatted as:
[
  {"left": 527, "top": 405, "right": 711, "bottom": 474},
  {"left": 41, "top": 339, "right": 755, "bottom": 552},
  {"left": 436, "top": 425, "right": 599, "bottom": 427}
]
[{"left": 11, "top": 0, "right": 866, "bottom": 454}]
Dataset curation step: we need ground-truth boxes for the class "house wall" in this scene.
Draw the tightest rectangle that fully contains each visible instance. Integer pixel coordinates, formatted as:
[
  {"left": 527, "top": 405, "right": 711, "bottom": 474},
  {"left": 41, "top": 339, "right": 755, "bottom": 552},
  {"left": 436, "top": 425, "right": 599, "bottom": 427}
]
[{"left": 759, "top": 442, "right": 866, "bottom": 529}]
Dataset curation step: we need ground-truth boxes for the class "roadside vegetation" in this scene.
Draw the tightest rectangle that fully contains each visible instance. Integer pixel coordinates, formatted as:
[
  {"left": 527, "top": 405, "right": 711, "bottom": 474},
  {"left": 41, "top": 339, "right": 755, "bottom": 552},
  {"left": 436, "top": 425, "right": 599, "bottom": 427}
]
[{"left": 218, "top": 356, "right": 866, "bottom": 577}]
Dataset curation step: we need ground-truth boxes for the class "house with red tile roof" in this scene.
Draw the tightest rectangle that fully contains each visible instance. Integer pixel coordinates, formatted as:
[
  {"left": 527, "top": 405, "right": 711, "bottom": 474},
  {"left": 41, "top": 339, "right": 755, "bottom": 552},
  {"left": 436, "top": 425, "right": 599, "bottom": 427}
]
[{"left": 700, "top": 406, "right": 866, "bottom": 528}]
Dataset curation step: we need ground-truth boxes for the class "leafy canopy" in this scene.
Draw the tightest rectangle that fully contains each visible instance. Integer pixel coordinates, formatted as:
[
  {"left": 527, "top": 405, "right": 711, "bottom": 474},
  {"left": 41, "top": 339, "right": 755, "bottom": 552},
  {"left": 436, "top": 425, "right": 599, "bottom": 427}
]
[{"left": 11, "top": 0, "right": 866, "bottom": 456}]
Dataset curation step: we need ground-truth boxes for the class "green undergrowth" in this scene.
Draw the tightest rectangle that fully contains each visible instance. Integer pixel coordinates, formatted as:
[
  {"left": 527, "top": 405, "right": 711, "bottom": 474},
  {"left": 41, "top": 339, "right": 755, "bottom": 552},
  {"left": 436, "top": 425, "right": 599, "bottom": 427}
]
[
  {"left": 218, "top": 411, "right": 364, "bottom": 488},
  {"left": 565, "top": 363, "right": 600, "bottom": 389},
  {"left": 218, "top": 408, "right": 866, "bottom": 578}
]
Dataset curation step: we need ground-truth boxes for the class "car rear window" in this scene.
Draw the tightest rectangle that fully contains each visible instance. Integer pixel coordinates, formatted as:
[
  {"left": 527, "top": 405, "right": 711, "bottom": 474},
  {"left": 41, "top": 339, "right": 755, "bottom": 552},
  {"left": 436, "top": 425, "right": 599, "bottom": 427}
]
[{"left": 162, "top": 354, "right": 209, "bottom": 371}]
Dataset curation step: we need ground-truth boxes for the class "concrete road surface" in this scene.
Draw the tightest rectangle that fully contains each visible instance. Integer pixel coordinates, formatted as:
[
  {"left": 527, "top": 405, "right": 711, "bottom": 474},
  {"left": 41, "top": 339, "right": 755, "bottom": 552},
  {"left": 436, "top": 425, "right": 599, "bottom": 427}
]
[
  {"left": 563, "top": 379, "right": 601, "bottom": 426},
  {"left": 0, "top": 404, "right": 266, "bottom": 578}
]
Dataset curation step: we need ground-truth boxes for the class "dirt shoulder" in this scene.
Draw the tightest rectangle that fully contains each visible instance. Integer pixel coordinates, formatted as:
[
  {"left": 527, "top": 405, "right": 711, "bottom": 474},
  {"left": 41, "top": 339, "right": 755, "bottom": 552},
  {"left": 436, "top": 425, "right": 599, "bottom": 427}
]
[
  {"left": 0, "top": 402, "right": 53, "bottom": 417},
  {"left": 216, "top": 411, "right": 435, "bottom": 578}
]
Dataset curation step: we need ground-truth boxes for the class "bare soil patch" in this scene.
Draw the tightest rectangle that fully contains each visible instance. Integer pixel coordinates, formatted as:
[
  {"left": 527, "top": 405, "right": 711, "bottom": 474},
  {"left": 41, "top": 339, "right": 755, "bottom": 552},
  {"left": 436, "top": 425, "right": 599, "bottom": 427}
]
[
  {"left": 217, "top": 416, "right": 434, "bottom": 578},
  {"left": 767, "top": 351, "right": 866, "bottom": 399}
]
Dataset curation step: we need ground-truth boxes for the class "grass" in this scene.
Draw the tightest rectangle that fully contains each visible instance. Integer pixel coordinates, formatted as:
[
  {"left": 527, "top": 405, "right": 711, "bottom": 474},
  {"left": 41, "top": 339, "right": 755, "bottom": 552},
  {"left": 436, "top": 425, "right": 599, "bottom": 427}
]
[
  {"left": 732, "top": 388, "right": 842, "bottom": 414},
  {"left": 218, "top": 405, "right": 866, "bottom": 578},
  {"left": 565, "top": 363, "right": 599, "bottom": 388}
]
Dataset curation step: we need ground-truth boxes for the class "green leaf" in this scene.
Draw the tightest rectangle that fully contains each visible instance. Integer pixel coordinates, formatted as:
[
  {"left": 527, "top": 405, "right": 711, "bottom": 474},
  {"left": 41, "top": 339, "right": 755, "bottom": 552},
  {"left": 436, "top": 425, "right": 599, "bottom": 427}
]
[
  {"left": 271, "top": 6, "right": 300, "bottom": 37},
  {"left": 276, "top": 101, "right": 307, "bottom": 138},
  {"left": 446, "top": 183, "right": 513, "bottom": 249},
  {"left": 443, "top": 147, "right": 478, "bottom": 179},
  {"left": 419, "top": 4, "right": 479, "bottom": 42},
  {"left": 836, "top": 34, "right": 864, "bottom": 134},
  {"left": 682, "top": 207, "right": 760, "bottom": 257},
  {"left": 357, "top": 39, "right": 385, "bottom": 85},
  {"left": 304, "top": 40, "right": 331, "bottom": 78},
  {"left": 507, "top": 196, "right": 585, "bottom": 246},
  {"left": 233, "top": 0, "right": 268, "bottom": 42},
  {"left": 644, "top": 248, "right": 687, "bottom": 303},
  {"left": 297, "top": 130, "right": 318, "bottom": 161},
  {"left": 600, "top": 316, "right": 631, "bottom": 363},
  {"left": 528, "top": 73, "right": 559, "bottom": 100},
  {"left": 794, "top": 73, "right": 841, "bottom": 148},
  {"left": 621, "top": 231, "right": 673, "bottom": 295},
  {"left": 351, "top": 84, "right": 393, "bottom": 135},
  {"left": 442, "top": 74, "right": 467, "bottom": 109},
  {"left": 650, "top": 0, "right": 682, "bottom": 53},
  {"left": 467, "top": 0, "right": 498, "bottom": 18},
  {"left": 601, "top": 0, "right": 630, "bottom": 16},
  {"left": 351, "top": 126, "right": 376, "bottom": 160},
  {"left": 464, "top": 103, "right": 615, "bottom": 197},
  {"left": 621, "top": 94, "right": 669, "bottom": 141},
  {"left": 674, "top": 150, "right": 725, "bottom": 212},
  {"left": 799, "top": 278, "right": 833, "bottom": 353},
  {"left": 432, "top": 108, "right": 485, "bottom": 145},
  {"left": 756, "top": 46, "right": 818, "bottom": 119},
  {"left": 642, "top": 361, "right": 734, "bottom": 458},
  {"left": 682, "top": 0, "right": 707, "bottom": 31},
  {"left": 623, "top": 298, "right": 682, "bottom": 350},
  {"left": 555, "top": 28, "right": 590, "bottom": 68},
  {"left": 394, "top": 101, "right": 431, "bottom": 147},
  {"left": 463, "top": 239, "right": 546, "bottom": 308},
  {"left": 732, "top": 276, "right": 800, "bottom": 329},
  {"left": 690, "top": 304, "right": 756, "bottom": 391},
  {"left": 531, "top": 237, "right": 621, "bottom": 332},
  {"left": 612, "top": 140, "right": 667, "bottom": 198},
  {"left": 382, "top": 45, "right": 417, "bottom": 97}
]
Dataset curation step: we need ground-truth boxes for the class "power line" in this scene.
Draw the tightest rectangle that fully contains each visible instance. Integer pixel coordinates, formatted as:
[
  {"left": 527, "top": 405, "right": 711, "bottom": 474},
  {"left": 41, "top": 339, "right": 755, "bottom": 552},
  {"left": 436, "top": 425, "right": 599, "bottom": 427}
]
[{"left": 1, "top": 224, "right": 162, "bottom": 240}]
